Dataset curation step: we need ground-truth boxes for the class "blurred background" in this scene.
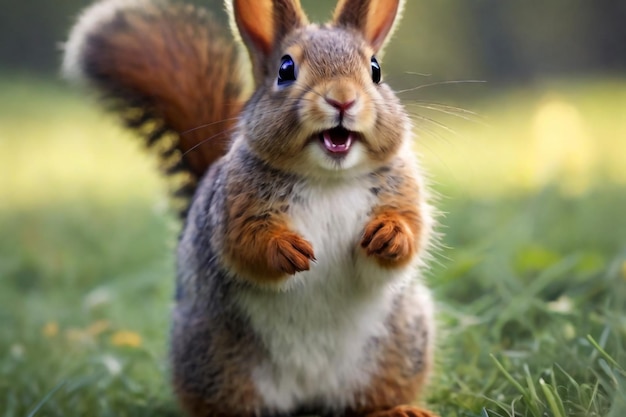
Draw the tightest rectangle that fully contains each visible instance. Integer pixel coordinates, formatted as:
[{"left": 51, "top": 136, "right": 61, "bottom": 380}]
[
  {"left": 1, "top": 1, "right": 625, "bottom": 416},
  {"left": 4, "top": 0, "right": 626, "bottom": 80},
  {"left": 2, "top": 0, "right": 626, "bottom": 200}
]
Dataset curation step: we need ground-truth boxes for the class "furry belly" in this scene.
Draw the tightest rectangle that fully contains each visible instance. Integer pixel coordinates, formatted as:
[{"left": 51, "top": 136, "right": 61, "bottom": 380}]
[
  {"left": 235, "top": 181, "right": 417, "bottom": 411},
  {"left": 237, "top": 267, "right": 405, "bottom": 412}
]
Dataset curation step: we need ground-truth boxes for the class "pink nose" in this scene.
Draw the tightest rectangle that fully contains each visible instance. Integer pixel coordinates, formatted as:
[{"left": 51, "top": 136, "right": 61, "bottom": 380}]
[{"left": 325, "top": 97, "right": 355, "bottom": 114}]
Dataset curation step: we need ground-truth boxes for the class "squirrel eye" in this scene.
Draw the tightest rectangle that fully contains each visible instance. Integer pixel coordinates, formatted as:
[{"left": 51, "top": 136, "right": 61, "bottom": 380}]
[
  {"left": 371, "top": 56, "right": 381, "bottom": 84},
  {"left": 278, "top": 55, "right": 297, "bottom": 86}
]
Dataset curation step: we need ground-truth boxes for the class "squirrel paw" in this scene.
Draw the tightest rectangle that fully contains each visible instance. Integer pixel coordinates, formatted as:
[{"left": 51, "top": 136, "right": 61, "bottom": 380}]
[
  {"left": 361, "top": 213, "right": 415, "bottom": 267},
  {"left": 363, "top": 405, "right": 439, "bottom": 417},
  {"left": 267, "top": 232, "right": 315, "bottom": 275}
]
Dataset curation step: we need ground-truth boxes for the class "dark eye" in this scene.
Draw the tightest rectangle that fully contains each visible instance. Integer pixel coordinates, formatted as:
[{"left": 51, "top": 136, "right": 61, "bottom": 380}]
[
  {"left": 371, "top": 56, "right": 381, "bottom": 84},
  {"left": 278, "top": 55, "right": 297, "bottom": 86}
]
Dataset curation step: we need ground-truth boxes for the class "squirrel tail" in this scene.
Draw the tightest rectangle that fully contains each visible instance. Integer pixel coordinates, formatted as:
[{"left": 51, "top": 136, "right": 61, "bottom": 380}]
[{"left": 62, "top": 0, "right": 249, "bottom": 216}]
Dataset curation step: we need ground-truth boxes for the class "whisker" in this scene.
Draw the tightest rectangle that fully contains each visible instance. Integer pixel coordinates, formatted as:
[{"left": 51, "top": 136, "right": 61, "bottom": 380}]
[
  {"left": 396, "top": 79, "right": 486, "bottom": 95},
  {"left": 408, "top": 103, "right": 488, "bottom": 126},
  {"left": 409, "top": 112, "right": 461, "bottom": 139},
  {"left": 410, "top": 118, "right": 455, "bottom": 145},
  {"left": 180, "top": 117, "right": 240, "bottom": 135},
  {"left": 413, "top": 139, "right": 454, "bottom": 179},
  {"left": 182, "top": 126, "right": 238, "bottom": 157},
  {"left": 403, "top": 71, "right": 433, "bottom": 77},
  {"left": 409, "top": 128, "right": 457, "bottom": 180},
  {"left": 413, "top": 124, "right": 452, "bottom": 145},
  {"left": 182, "top": 85, "right": 321, "bottom": 137},
  {"left": 413, "top": 101, "right": 484, "bottom": 117}
]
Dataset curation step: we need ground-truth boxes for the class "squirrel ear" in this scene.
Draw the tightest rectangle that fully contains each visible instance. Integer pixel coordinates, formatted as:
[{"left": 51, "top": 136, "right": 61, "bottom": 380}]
[
  {"left": 332, "top": 0, "right": 404, "bottom": 53},
  {"left": 228, "top": 0, "right": 308, "bottom": 83}
]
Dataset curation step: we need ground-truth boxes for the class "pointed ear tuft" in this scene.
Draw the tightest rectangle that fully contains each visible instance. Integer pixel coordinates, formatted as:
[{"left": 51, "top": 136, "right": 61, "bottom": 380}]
[
  {"left": 229, "top": 0, "right": 274, "bottom": 57},
  {"left": 332, "top": 0, "right": 404, "bottom": 52},
  {"left": 228, "top": 0, "right": 308, "bottom": 84}
]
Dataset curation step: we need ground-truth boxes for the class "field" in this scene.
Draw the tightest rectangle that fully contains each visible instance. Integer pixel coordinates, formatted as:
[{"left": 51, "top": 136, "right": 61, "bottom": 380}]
[{"left": 1, "top": 76, "right": 625, "bottom": 416}]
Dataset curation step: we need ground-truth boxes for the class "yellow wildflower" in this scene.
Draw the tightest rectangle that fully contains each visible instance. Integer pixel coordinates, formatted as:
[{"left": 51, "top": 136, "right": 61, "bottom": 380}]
[
  {"left": 111, "top": 330, "right": 142, "bottom": 348},
  {"left": 622, "top": 261, "right": 626, "bottom": 281},
  {"left": 42, "top": 321, "right": 59, "bottom": 338}
]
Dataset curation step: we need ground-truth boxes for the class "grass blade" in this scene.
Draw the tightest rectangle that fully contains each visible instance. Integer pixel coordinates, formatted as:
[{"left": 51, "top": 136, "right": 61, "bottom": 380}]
[
  {"left": 539, "top": 378, "right": 565, "bottom": 417},
  {"left": 587, "top": 334, "right": 622, "bottom": 370},
  {"left": 26, "top": 380, "right": 66, "bottom": 417},
  {"left": 490, "top": 354, "right": 527, "bottom": 396}
]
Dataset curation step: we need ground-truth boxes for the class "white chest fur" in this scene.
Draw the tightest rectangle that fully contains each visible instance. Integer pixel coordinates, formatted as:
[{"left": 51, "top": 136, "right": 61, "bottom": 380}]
[{"left": 236, "top": 179, "right": 419, "bottom": 412}]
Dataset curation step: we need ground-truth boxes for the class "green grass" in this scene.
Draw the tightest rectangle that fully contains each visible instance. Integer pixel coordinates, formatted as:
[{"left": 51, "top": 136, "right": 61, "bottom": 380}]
[
  {"left": 430, "top": 187, "right": 626, "bottom": 416},
  {"left": 1, "top": 76, "right": 625, "bottom": 416}
]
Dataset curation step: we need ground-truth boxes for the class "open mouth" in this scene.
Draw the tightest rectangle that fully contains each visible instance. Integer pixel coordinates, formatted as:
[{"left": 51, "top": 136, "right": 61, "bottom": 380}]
[{"left": 319, "top": 127, "right": 358, "bottom": 156}]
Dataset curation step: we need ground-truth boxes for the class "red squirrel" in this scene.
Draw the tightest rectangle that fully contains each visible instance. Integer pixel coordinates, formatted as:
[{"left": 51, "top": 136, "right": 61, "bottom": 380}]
[{"left": 63, "top": 1, "right": 438, "bottom": 416}]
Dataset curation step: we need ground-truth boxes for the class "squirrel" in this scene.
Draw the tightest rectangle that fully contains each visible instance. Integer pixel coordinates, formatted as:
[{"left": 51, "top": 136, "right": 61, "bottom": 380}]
[{"left": 62, "top": 0, "right": 438, "bottom": 416}]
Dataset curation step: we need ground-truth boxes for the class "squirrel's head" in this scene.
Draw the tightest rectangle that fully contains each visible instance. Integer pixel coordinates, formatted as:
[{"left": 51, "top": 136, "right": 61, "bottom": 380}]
[{"left": 228, "top": 0, "right": 410, "bottom": 178}]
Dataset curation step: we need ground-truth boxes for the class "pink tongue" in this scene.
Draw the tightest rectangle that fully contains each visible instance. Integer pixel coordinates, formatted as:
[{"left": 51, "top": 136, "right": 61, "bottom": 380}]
[{"left": 322, "top": 130, "right": 353, "bottom": 153}]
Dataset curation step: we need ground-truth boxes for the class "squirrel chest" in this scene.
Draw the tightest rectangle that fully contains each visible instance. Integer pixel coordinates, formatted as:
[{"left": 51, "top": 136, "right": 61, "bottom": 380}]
[{"left": 235, "top": 178, "right": 417, "bottom": 409}]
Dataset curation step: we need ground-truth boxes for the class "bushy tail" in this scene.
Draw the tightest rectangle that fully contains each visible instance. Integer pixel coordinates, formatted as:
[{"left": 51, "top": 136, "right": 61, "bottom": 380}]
[{"left": 62, "top": 0, "right": 249, "bottom": 215}]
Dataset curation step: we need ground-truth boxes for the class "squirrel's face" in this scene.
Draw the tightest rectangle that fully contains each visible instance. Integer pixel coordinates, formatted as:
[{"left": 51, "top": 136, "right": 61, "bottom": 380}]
[{"left": 241, "top": 26, "right": 410, "bottom": 179}]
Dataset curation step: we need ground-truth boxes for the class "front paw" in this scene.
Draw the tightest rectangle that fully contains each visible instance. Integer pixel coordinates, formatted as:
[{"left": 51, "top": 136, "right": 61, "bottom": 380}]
[
  {"left": 267, "top": 232, "right": 315, "bottom": 275},
  {"left": 364, "top": 405, "right": 439, "bottom": 417},
  {"left": 361, "top": 213, "right": 415, "bottom": 267}
]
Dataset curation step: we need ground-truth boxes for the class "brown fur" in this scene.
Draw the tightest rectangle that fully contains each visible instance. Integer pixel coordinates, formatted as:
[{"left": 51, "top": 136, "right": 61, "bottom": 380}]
[
  {"left": 347, "top": 293, "right": 436, "bottom": 417},
  {"left": 171, "top": 310, "right": 264, "bottom": 417},
  {"left": 230, "top": 0, "right": 308, "bottom": 84},
  {"left": 333, "top": 0, "right": 404, "bottom": 52},
  {"left": 231, "top": 0, "right": 274, "bottom": 59},
  {"left": 361, "top": 162, "right": 423, "bottom": 268},
  {"left": 237, "top": 25, "right": 410, "bottom": 178},
  {"left": 92, "top": 5, "right": 242, "bottom": 176},
  {"left": 361, "top": 210, "right": 420, "bottom": 268},
  {"left": 354, "top": 331, "right": 432, "bottom": 415},
  {"left": 223, "top": 186, "right": 315, "bottom": 283},
  {"left": 363, "top": 406, "right": 439, "bottom": 417},
  {"left": 174, "top": 383, "right": 260, "bottom": 417},
  {"left": 68, "top": 2, "right": 247, "bottom": 191}
]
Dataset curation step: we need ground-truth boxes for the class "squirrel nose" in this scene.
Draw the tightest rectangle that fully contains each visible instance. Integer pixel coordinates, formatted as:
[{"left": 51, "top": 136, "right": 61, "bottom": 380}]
[{"left": 325, "top": 97, "right": 356, "bottom": 114}]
